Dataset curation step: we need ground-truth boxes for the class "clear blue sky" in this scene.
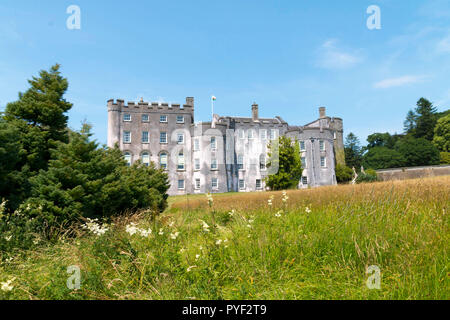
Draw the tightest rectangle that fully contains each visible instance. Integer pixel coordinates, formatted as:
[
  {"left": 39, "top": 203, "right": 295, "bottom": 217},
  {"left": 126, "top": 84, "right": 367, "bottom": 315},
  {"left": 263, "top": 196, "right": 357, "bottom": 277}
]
[{"left": 1, "top": 0, "right": 449, "bottom": 145}]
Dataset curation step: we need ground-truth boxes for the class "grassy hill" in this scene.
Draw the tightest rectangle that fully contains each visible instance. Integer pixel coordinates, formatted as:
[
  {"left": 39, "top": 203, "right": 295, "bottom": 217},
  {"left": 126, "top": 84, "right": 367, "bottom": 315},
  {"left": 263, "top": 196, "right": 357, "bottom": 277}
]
[{"left": 0, "top": 176, "right": 448, "bottom": 300}]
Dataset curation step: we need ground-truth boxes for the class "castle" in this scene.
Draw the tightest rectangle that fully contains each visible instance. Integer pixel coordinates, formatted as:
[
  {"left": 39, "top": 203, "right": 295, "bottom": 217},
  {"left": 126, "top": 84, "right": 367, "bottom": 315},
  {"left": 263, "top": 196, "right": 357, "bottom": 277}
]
[{"left": 107, "top": 97, "right": 345, "bottom": 195}]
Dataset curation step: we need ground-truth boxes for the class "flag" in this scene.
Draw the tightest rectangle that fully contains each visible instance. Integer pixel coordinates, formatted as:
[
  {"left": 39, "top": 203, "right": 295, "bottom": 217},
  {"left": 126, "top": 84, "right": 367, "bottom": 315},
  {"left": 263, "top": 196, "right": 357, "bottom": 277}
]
[{"left": 211, "top": 96, "right": 217, "bottom": 101}]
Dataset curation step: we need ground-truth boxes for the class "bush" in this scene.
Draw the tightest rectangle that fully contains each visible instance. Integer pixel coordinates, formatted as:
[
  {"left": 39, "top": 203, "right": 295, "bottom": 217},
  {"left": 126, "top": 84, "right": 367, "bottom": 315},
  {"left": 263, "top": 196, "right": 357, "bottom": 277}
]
[
  {"left": 356, "top": 169, "right": 378, "bottom": 184},
  {"left": 440, "top": 152, "right": 450, "bottom": 164},
  {"left": 17, "top": 125, "right": 169, "bottom": 237},
  {"left": 335, "top": 164, "right": 353, "bottom": 183}
]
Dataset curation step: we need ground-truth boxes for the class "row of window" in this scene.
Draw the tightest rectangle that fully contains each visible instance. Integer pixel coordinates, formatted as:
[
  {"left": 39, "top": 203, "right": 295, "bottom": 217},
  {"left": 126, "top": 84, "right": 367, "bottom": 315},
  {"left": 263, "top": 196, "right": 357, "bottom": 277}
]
[
  {"left": 300, "top": 156, "right": 327, "bottom": 168},
  {"left": 124, "top": 114, "right": 185, "bottom": 124},
  {"left": 299, "top": 140, "right": 326, "bottom": 152},
  {"left": 177, "top": 178, "right": 265, "bottom": 190}
]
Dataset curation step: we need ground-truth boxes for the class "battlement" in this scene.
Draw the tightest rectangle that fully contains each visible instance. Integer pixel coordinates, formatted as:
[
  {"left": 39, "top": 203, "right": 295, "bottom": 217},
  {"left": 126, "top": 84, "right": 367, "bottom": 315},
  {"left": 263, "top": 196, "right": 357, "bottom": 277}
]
[{"left": 107, "top": 97, "right": 194, "bottom": 114}]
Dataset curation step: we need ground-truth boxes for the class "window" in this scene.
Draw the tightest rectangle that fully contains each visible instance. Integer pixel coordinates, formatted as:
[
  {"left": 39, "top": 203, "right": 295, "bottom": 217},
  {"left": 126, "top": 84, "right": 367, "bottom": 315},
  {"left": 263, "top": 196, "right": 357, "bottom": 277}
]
[
  {"left": 142, "top": 114, "right": 149, "bottom": 122},
  {"left": 194, "top": 139, "right": 200, "bottom": 151},
  {"left": 124, "top": 152, "right": 131, "bottom": 166},
  {"left": 320, "top": 156, "right": 326, "bottom": 168},
  {"left": 237, "top": 154, "right": 244, "bottom": 170},
  {"left": 210, "top": 137, "right": 217, "bottom": 150},
  {"left": 160, "top": 115, "right": 168, "bottom": 123},
  {"left": 211, "top": 178, "right": 218, "bottom": 190},
  {"left": 177, "top": 152, "right": 185, "bottom": 170},
  {"left": 260, "top": 129, "right": 267, "bottom": 140},
  {"left": 211, "top": 159, "right": 218, "bottom": 170},
  {"left": 178, "top": 179, "right": 185, "bottom": 190},
  {"left": 239, "top": 179, "right": 245, "bottom": 190},
  {"left": 238, "top": 129, "right": 245, "bottom": 140},
  {"left": 333, "top": 131, "right": 337, "bottom": 140},
  {"left": 302, "top": 176, "right": 308, "bottom": 185},
  {"left": 248, "top": 129, "right": 254, "bottom": 139},
  {"left": 300, "top": 141, "right": 306, "bottom": 151},
  {"left": 259, "top": 154, "right": 266, "bottom": 170},
  {"left": 195, "top": 178, "right": 201, "bottom": 190},
  {"left": 301, "top": 156, "right": 306, "bottom": 168},
  {"left": 123, "top": 114, "right": 131, "bottom": 121},
  {"left": 256, "top": 179, "right": 262, "bottom": 190},
  {"left": 194, "top": 158, "right": 200, "bottom": 170},
  {"left": 123, "top": 131, "right": 131, "bottom": 143},
  {"left": 160, "top": 153, "right": 168, "bottom": 170},
  {"left": 177, "top": 115, "right": 184, "bottom": 123},
  {"left": 141, "top": 152, "right": 150, "bottom": 166},
  {"left": 160, "top": 132, "right": 167, "bottom": 144},
  {"left": 270, "top": 129, "right": 277, "bottom": 140},
  {"left": 177, "top": 133, "right": 184, "bottom": 144},
  {"left": 319, "top": 140, "right": 325, "bottom": 151},
  {"left": 142, "top": 131, "right": 149, "bottom": 143}
]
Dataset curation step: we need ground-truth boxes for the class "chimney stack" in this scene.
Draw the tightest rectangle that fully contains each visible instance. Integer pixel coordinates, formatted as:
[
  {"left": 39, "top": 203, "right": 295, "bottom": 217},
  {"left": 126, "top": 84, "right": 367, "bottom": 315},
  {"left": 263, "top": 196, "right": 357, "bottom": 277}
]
[
  {"left": 252, "top": 102, "right": 259, "bottom": 121},
  {"left": 319, "top": 107, "right": 326, "bottom": 118},
  {"left": 186, "top": 97, "right": 194, "bottom": 107}
]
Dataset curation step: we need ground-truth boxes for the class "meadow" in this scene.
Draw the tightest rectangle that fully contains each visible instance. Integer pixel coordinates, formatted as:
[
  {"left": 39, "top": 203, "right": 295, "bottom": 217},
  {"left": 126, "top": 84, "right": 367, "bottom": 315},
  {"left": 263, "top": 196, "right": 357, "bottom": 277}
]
[{"left": 0, "top": 176, "right": 448, "bottom": 300}]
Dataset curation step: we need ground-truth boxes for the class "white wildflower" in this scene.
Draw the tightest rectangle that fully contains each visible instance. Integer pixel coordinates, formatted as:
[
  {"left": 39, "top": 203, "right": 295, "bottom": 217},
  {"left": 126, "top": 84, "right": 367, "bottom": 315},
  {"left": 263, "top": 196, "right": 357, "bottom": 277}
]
[
  {"left": 200, "top": 220, "right": 210, "bottom": 232},
  {"left": 125, "top": 223, "right": 139, "bottom": 236},
  {"left": 216, "top": 239, "right": 223, "bottom": 245},
  {"left": 206, "top": 193, "right": 213, "bottom": 207},
  {"left": 228, "top": 209, "right": 235, "bottom": 217},
  {"left": 187, "top": 266, "right": 197, "bottom": 272},
  {"left": 158, "top": 228, "right": 164, "bottom": 236},
  {"left": 1, "top": 278, "right": 16, "bottom": 292},
  {"left": 82, "top": 218, "right": 109, "bottom": 236},
  {"left": 4, "top": 235, "right": 12, "bottom": 242},
  {"left": 170, "top": 232, "right": 180, "bottom": 240},
  {"left": 139, "top": 228, "right": 152, "bottom": 237},
  {"left": 275, "top": 211, "right": 282, "bottom": 218},
  {"left": 305, "top": 207, "right": 311, "bottom": 213},
  {"left": 195, "top": 254, "right": 200, "bottom": 260}
]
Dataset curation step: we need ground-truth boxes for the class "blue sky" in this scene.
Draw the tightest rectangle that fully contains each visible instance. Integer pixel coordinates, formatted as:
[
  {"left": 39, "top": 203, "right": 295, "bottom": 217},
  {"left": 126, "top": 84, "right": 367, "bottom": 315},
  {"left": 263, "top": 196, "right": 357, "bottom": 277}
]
[{"left": 1, "top": 0, "right": 449, "bottom": 145}]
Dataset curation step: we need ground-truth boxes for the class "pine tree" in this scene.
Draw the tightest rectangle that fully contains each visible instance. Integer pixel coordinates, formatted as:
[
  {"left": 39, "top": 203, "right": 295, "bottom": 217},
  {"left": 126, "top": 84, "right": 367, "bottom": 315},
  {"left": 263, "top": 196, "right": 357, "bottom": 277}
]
[
  {"left": 413, "top": 98, "right": 437, "bottom": 141},
  {"left": 344, "top": 132, "right": 363, "bottom": 169}
]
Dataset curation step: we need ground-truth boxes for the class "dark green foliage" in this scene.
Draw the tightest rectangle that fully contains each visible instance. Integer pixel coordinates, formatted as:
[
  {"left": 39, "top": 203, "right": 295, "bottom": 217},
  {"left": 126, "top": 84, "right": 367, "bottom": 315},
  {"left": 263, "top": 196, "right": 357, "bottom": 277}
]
[
  {"left": 265, "top": 136, "right": 303, "bottom": 190},
  {"left": 395, "top": 137, "right": 440, "bottom": 167},
  {"left": 344, "top": 133, "right": 363, "bottom": 169},
  {"left": 20, "top": 124, "right": 169, "bottom": 234},
  {"left": 404, "top": 98, "right": 437, "bottom": 141},
  {"left": 335, "top": 164, "right": 353, "bottom": 183},
  {"left": 1, "top": 65, "right": 72, "bottom": 210},
  {"left": 362, "top": 147, "right": 406, "bottom": 170},
  {"left": 366, "top": 132, "right": 399, "bottom": 150},
  {"left": 433, "top": 114, "right": 450, "bottom": 152}
]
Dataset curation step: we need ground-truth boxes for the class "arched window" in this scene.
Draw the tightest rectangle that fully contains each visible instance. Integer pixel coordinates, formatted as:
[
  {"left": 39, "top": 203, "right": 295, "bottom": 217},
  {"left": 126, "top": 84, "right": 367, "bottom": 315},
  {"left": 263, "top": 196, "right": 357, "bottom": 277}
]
[
  {"left": 141, "top": 152, "right": 150, "bottom": 166},
  {"left": 259, "top": 154, "right": 266, "bottom": 170},
  {"left": 124, "top": 152, "right": 132, "bottom": 166},
  {"left": 160, "top": 152, "right": 168, "bottom": 170},
  {"left": 177, "top": 151, "right": 185, "bottom": 170}
]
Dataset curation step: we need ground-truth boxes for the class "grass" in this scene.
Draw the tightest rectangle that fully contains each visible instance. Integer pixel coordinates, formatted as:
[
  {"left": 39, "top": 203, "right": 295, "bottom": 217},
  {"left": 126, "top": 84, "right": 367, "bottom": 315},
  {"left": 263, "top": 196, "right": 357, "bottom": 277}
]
[{"left": 0, "top": 176, "right": 448, "bottom": 300}]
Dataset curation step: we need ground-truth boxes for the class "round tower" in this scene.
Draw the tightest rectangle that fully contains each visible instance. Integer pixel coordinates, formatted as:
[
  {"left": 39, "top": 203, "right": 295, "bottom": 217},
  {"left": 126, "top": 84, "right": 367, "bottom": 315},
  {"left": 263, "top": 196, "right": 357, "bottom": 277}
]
[{"left": 107, "top": 99, "right": 121, "bottom": 148}]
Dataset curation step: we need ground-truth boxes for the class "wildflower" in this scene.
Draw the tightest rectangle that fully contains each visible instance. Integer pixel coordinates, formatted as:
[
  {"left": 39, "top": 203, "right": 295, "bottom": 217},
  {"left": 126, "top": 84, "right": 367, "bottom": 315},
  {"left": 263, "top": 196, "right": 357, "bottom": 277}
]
[
  {"left": 139, "top": 228, "right": 152, "bottom": 237},
  {"left": 83, "top": 218, "right": 109, "bottom": 236},
  {"left": 125, "top": 223, "right": 139, "bottom": 236},
  {"left": 1, "top": 278, "right": 16, "bottom": 292},
  {"left": 275, "top": 211, "right": 282, "bottom": 218},
  {"left": 195, "top": 254, "right": 200, "bottom": 260},
  {"left": 158, "top": 228, "right": 164, "bottom": 236},
  {"left": 4, "top": 235, "right": 12, "bottom": 242},
  {"left": 200, "top": 220, "right": 210, "bottom": 232},
  {"left": 247, "top": 224, "right": 252, "bottom": 229},
  {"left": 228, "top": 209, "right": 235, "bottom": 217},
  {"left": 282, "top": 191, "right": 289, "bottom": 203},
  {"left": 170, "top": 232, "right": 180, "bottom": 240},
  {"left": 169, "top": 221, "right": 175, "bottom": 228},
  {"left": 305, "top": 207, "right": 311, "bottom": 213},
  {"left": 216, "top": 239, "right": 223, "bottom": 245},
  {"left": 0, "top": 199, "right": 7, "bottom": 215},
  {"left": 187, "top": 266, "right": 197, "bottom": 272},
  {"left": 206, "top": 193, "right": 213, "bottom": 207},
  {"left": 180, "top": 248, "right": 186, "bottom": 253}
]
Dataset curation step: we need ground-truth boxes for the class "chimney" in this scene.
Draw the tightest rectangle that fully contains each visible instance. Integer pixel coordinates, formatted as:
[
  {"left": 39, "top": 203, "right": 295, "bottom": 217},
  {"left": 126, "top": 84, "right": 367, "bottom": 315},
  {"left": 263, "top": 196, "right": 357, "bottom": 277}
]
[
  {"left": 186, "top": 97, "right": 194, "bottom": 107},
  {"left": 319, "top": 107, "right": 326, "bottom": 118},
  {"left": 252, "top": 102, "right": 259, "bottom": 121}
]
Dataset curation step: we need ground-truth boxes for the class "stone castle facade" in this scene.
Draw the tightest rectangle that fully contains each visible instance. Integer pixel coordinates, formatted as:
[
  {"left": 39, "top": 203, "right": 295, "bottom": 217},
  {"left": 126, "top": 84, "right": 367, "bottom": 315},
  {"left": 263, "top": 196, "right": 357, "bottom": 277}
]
[{"left": 107, "top": 97, "right": 345, "bottom": 195}]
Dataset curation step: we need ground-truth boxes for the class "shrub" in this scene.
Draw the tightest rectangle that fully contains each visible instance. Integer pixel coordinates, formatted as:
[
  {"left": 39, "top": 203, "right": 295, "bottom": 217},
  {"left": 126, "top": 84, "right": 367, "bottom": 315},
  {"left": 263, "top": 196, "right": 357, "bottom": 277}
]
[
  {"left": 440, "top": 152, "right": 450, "bottom": 164},
  {"left": 17, "top": 124, "right": 169, "bottom": 237},
  {"left": 356, "top": 168, "right": 378, "bottom": 184},
  {"left": 335, "top": 164, "right": 353, "bottom": 183}
]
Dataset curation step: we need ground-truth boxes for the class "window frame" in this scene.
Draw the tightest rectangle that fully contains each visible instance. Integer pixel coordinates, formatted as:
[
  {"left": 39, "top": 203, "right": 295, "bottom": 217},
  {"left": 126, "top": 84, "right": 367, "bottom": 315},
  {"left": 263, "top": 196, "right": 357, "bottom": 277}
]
[
  {"left": 142, "top": 131, "right": 149, "bottom": 144},
  {"left": 177, "top": 133, "right": 185, "bottom": 145},
  {"left": 141, "top": 152, "right": 150, "bottom": 166},
  {"left": 320, "top": 156, "right": 326, "bottom": 168},
  {"left": 160, "top": 115, "right": 168, "bottom": 123},
  {"left": 178, "top": 179, "right": 185, "bottom": 190},
  {"left": 211, "top": 177, "right": 218, "bottom": 190},
  {"left": 160, "top": 132, "right": 168, "bottom": 144},
  {"left": 195, "top": 178, "right": 201, "bottom": 190},
  {"left": 176, "top": 115, "right": 185, "bottom": 124},
  {"left": 141, "top": 114, "right": 149, "bottom": 122},
  {"left": 123, "top": 113, "right": 131, "bottom": 122},
  {"left": 239, "top": 179, "right": 245, "bottom": 190},
  {"left": 123, "top": 131, "right": 131, "bottom": 143},
  {"left": 159, "top": 152, "right": 168, "bottom": 170}
]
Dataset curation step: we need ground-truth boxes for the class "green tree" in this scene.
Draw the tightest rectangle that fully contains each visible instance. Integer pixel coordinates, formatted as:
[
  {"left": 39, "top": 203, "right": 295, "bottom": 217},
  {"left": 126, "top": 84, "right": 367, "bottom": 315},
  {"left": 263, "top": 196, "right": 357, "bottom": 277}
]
[
  {"left": 395, "top": 137, "right": 440, "bottom": 167},
  {"left": 432, "top": 114, "right": 450, "bottom": 152},
  {"left": 1, "top": 65, "right": 72, "bottom": 209},
  {"left": 362, "top": 146, "right": 406, "bottom": 170},
  {"left": 403, "top": 109, "right": 418, "bottom": 135},
  {"left": 265, "top": 136, "right": 303, "bottom": 190},
  {"left": 413, "top": 98, "right": 437, "bottom": 141},
  {"left": 335, "top": 164, "right": 353, "bottom": 183},
  {"left": 344, "top": 132, "right": 363, "bottom": 169},
  {"left": 366, "top": 132, "right": 397, "bottom": 149},
  {"left": 20, "top": 124, "right": 170, "bottom": 234},
  {"left": 440, "top": 152, "right": 450, "bottom": 164}
]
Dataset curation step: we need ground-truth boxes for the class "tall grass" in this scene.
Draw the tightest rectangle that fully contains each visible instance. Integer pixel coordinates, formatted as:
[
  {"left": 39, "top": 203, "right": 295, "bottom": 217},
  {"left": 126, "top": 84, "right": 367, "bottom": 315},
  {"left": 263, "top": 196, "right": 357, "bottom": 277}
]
[{"left": 0, "top": 176, "right": 448, "bottom": 300}]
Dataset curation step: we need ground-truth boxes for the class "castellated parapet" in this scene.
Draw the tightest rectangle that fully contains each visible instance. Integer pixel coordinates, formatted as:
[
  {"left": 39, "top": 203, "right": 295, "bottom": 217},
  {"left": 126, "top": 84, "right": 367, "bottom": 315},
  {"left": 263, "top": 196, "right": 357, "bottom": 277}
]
[{"left": 107, "top": 98, "right": 344, "bottom": 195}]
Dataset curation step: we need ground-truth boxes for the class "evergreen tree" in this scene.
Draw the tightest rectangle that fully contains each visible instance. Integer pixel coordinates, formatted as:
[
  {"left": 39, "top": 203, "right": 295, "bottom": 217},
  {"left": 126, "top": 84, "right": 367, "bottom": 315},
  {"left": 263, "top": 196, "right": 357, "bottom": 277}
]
[
  {"left": 344, "top": 132, "right": 363, "bottom": 169},
  {"left": 413, "top": 98, "right": 437, "bottom": 141},
  {"left": 403, "top": 109, "right": 417, "bottom": 135},
  {"left": 395, "top": 137, "right": 440, "bottom": 167},
  {"left": 265, "top": 136, "right": 303, "bottom": 190}
]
